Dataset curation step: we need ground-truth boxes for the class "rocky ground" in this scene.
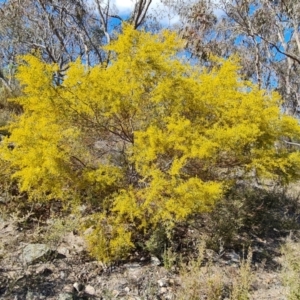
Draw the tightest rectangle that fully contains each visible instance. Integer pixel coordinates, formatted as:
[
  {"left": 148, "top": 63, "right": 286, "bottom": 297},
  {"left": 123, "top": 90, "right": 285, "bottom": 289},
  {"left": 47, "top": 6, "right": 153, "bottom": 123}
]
[{"left": 0, "top": 208, "right": 292, "bottom": 300}]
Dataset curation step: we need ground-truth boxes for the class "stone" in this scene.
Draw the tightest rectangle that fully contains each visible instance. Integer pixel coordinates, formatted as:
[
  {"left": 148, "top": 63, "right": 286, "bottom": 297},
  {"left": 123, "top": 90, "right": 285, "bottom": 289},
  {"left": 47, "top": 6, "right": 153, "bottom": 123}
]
[
  {"left": 62, "top": 285, "right": 74, "bottom": 294},
  {"left": 57, "top": 246, "right": 70, "bottom": 257},
  {"left": 26, "top": 291, "right": 40, "bottom": 300},
  {"left": 159, "top": 287, "right": 168, "bottom": 294},
  {"left": 151, "top": 256, "right": 161, "bottom": 266},
  {"left": 73, "top": 282, "right": 84, "bottom": 293},
  {"left": 0, "top": 196, "right": 8, "bottom": 205},
  {"left": 124, "top": 262, "right": 141, "bottom": 270},
  {"left": 22, "top": 244, "right": 52, "bottom": 265},
  {"left": 58, "top": 293, "right": 73, "bottom": 300},
  {"left": 85, "top": 284, "right": 95, "bottom": 295},
  {"left": 61, "top": 231, "right": 86, "bottom": 253},
  {"left": 157, "top": 278, "right": 169, "bottom": 287},
  {"left": 60, "top": 271, "right": 66, "bottom": 279},
  {"left": 206, "top": 249, "right": 218, "bottom": 260}
]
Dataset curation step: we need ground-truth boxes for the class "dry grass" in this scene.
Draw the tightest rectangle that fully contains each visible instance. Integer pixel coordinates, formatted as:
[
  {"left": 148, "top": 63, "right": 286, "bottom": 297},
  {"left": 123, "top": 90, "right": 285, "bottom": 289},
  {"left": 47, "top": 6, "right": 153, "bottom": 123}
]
[
  {"left": 281, "top": 234, "right": 300, "bottom": 300},
  {"left": 174, "top": 241, "right": 253, "bottom": 300}
]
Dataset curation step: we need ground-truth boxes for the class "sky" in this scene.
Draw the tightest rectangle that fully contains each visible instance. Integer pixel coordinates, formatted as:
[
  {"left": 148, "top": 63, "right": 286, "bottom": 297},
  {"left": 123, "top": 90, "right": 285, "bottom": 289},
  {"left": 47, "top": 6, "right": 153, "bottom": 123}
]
[
  {"left": 115, "top": 0, "right": 141, "bottom": 12},
  {"left": 114, "top": 0, "right": 174, "bottom": 13},
  {"left": 111, "top": 0, "right": 182, "bottom": 26},
  {"left": 112, "top": 0, "right": 223, "bottom": 25}
]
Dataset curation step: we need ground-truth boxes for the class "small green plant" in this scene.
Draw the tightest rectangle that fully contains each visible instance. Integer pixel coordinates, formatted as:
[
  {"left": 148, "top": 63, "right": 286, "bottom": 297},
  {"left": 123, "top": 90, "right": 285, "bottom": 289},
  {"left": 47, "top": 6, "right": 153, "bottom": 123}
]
[
  {"left": 145, "top": 226, "right": 169, "bottom": 258},
  {"left": 42, "top": 214, "right": 80, "bottom": 247},
  {"left": 162, "top": 246, "right": 178, "bottom": 270}
]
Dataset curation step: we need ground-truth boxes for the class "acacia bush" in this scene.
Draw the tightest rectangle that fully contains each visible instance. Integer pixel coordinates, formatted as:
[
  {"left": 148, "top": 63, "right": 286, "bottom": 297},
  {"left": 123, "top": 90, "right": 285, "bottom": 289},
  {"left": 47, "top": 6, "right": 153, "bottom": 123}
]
[{"left": 1, "top": 25, "right": 300, "bottom": 261}]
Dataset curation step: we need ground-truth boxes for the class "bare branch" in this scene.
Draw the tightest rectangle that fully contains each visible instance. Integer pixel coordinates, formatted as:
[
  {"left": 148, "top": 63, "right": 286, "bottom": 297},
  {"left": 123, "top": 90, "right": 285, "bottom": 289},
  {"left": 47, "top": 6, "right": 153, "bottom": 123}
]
[
  {"left": 95, "top": 0, "right": 110, "bottom": 44},
  {"left": 132, "top": 0, "right": 152, "bottom": 29},
  {"left": 284, "top": 140, "right": 300, "bottom": 147}
]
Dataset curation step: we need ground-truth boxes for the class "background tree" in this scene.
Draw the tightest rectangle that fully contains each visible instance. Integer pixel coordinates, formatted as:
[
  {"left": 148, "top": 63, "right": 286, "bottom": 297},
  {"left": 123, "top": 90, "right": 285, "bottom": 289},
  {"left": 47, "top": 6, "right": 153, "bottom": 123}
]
[
  {"left": 0, "top": 0, "right": 153, "bottom": 89},
  {"left": 0, "top": 0, "right": 155, "bottom": 134},
  {"left": 169, "top": 0, "right": 300, "bottom": 115}
]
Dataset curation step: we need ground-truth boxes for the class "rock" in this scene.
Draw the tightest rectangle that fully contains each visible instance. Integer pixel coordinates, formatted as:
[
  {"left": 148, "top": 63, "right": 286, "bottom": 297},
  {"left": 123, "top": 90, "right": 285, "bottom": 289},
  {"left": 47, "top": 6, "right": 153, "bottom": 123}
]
[
  {"left": 206, "top": 249, "right": 218, "bottom": 261},
  {"left": 26, "top": 291, "right": 40, "bottom": 300},
  {"left": 115, "top": 279, "right": 129, "bottom": 290},
  {"left": 60, "top": 271, "right": 66, "bottom": 279},
  {"left": 73, "top": 282, "right": 85, "bottom": 293},
  {"left": 58, "top": 293, "right": 73, "bottom": 300},
  {"left": 124, "top": 262, "right": 141, "bottom": 269},
  {"left": 0, "top": 196, "right": 8, "bottom": 205},
  {"left": 125, "top": 263, "right": 144, "bottom": 280},
  {"left": 151, "top": 256, "right": 161, "bottom": 266},
  {"left": 22, "top": 244, "right": 52, "bottom": 265},
  {"left": 62, "top": 285, "right": 74, "bottom": 294},
  {"left": 222, "top": 250, "right": 240, "bottom": 264},
  {"left": 157, "top": 278, "right": 169, "bottom": 287},
  {"left": 159, "top": 287, "right": 168, "bottom": 294},
  {"left": 85, "top": 284, "right": 95, "bottom": 295},
  {"left": 57, "top": 246, "right": 70, "bottom": 257},
  {"left": 60, "top": 231, "right": 86, "bottom": 254},
  {"left": 112, "top": 289, "right": 120, "bottom": 297}
]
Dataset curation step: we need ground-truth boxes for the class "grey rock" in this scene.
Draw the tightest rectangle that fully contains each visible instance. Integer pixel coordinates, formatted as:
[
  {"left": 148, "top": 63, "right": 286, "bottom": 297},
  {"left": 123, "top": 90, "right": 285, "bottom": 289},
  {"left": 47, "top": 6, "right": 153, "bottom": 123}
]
[
  {"left": 124, "top": 262, "right": 141, "bottom": 270},
  {"left": 57, "top": 246, "right": 70, "bottom": 258},
  {"left": 227, "top": 250, "right": 240, "bottom": 263},
  {"left": 159, "top": 287, "right": 168, "bottom": 294},
  {"left": 73, "top": 282, "right": 85, "bottom": 292},
  {"left": 60, "top": 231, "right": 86, "bottom": 254},
  {"left": 58, "top": 293, "right": 73, "bottom": 300},
  {"left": 85, "top": 284, "right": 95, "bottom": 295},
  {"left": 221, "top": 250, "right": 241, "bottom": 264},
  {"left": 22, "top": 244, "right": 52, "bottom": 265},
  {"left": 151, "top": 256, "right": 161, "bottom": 266},
  {"left": 26, "top": 291, "right": 41, "bottom": 300},
  {"left": 157, "top": 278, "right": 169, "bottom": 287},
  {"left": 206, "top": 249, "right": 218, "bottom": 261},
  {"left": 60, "top": 270, "right": 66, "bottom": 279},
  {"left": 0, "top": 196, "right": 8, "bottom": 205}
]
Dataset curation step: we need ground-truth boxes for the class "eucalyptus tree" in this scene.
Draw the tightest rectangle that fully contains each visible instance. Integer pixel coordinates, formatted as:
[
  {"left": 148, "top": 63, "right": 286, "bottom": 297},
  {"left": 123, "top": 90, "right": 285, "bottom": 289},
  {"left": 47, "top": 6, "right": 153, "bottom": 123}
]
[
  {"left": 221, "top": 0, "right": 300, "bottom": 115},
  {"left": 0, "top": 0, "right": 153, "bottom": 90},
  {"left": 168, "top": 0, "right": 300, "bottom": 115}
]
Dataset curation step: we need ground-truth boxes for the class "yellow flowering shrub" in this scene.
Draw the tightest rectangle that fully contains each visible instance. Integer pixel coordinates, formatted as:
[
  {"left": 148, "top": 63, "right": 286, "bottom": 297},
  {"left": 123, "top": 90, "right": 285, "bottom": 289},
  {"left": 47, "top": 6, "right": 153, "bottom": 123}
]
[{"left": 1, "top": 25, "right": 300, "bottom": 261}]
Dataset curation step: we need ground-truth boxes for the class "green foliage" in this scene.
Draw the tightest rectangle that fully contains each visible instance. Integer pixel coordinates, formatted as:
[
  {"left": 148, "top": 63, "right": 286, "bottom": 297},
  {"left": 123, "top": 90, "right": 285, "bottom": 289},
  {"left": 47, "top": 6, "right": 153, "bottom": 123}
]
[
  {"left": 43, "top": 215, "right": 80, "bottom": 247},
  {"left": 145, "top": 226, "right": 169, "bottom": 258},
  {"left": 1, "top": 24, "right": 300, "bottom": 261}
]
